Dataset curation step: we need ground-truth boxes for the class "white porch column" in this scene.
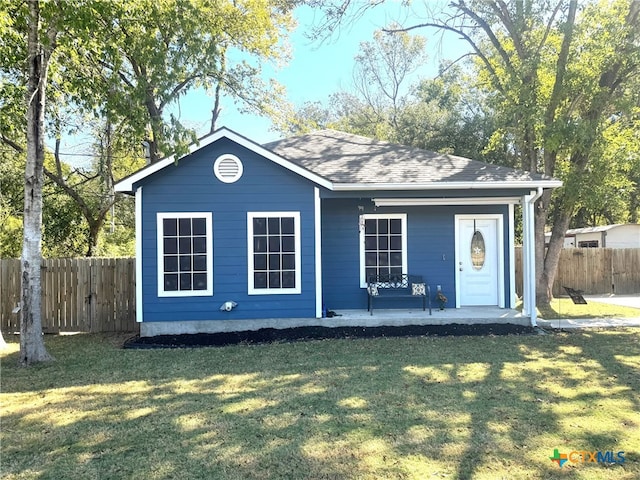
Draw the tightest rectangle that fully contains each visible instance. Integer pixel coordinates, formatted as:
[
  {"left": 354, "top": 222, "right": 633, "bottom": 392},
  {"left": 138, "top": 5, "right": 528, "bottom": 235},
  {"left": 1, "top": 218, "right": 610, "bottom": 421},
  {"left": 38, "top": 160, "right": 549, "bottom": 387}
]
[
  {"left": 135, "top": 186, "right": 143, "bottom": 323},
  {"left": 522, "top": 189, "right": 542, "bottom": 327},
  {"left": 314, "top": 187, "right": 323, "bottom": 318},
  {"left": 521, "top": 193, "right": 531, "bottom": 318}
]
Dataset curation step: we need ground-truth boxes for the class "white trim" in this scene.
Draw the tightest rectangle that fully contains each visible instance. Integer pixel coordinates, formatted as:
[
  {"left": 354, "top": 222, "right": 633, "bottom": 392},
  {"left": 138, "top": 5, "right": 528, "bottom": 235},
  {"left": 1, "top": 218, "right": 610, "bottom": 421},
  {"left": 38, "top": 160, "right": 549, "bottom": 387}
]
[
  {"left": 135, "top": 187, "right": 143, "bottom": 323},
  {"left": 247, "top": 211, "right": 302, "bottom": 295},
  {"left": 521, "top": 196, "right": 530, "bottom": 317},
  {"left": 335, "top": 180, "right": 562, "bottom": 192},
  {"left": 213, "top": 153, "right": 243, "bottom": 183},
  {"left": 373, "top": 197, "right": 522, "bottom": 207},
  {"left": 508, "top": 204, "right": 516, "bottom": 309},
  {"left": 454, "top": 214, "right": 505, "bottom": 308},
  {"left": 114, "top": 127, "right": 332, "bottom": 193},
  {"left": 156, "top": 212, "right": 213, "bottom": 297},
  {"left": 314, "top": 188, "right": 322, "bottom": 318},
  {"left": 358, "top": 213, "right": 408, "bottom": 288},
  {"left": 522, "top": 188, "right": 543, "bottom": 326}
]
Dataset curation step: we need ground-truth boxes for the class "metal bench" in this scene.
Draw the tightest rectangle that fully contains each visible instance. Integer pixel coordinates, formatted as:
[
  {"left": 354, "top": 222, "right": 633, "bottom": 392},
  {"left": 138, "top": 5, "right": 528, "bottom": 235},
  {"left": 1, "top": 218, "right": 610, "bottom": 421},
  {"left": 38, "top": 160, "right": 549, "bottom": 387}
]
[{"left": 367, "top": 273, "right": 432, "bottom": 315}]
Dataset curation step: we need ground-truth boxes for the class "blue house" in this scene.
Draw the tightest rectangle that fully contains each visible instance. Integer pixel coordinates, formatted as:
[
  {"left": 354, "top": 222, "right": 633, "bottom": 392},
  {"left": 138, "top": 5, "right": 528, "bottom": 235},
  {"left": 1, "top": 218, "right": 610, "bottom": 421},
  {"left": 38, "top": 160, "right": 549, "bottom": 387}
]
[{"left": 114, "top": 128, "right": 560, "bottom": 336}]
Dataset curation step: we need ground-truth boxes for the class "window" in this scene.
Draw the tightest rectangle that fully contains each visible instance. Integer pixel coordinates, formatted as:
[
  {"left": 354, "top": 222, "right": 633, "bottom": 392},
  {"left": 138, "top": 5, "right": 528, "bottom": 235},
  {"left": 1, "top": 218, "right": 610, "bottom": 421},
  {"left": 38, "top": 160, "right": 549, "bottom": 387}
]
[
  {"left": 578, "top": 240, "right": 599, "bottom": 248},
  {"left": 359, "top": 214, "right": 407, "bottom": 287},
  {"left": 247, "top": 212, "right": 301, "bottom": 294},
  {"left": 157, "top": 213, "right": 213, "bottom": 297}
]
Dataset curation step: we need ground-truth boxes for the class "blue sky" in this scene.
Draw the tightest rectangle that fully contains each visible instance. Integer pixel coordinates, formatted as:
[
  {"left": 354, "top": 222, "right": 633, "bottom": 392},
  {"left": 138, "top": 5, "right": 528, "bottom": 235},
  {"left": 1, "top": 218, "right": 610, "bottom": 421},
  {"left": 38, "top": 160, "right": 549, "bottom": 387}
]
[{"left": 172, "top": 2, "right": 468, "bottom": 144}]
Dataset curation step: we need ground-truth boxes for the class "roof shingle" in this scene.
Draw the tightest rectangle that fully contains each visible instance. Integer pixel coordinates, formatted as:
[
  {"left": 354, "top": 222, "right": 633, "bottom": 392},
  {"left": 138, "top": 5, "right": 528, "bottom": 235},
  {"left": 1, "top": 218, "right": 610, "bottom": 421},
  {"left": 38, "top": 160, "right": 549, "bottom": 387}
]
[{"left": 264, "top": 129, "right": 553, "bottom": 185}]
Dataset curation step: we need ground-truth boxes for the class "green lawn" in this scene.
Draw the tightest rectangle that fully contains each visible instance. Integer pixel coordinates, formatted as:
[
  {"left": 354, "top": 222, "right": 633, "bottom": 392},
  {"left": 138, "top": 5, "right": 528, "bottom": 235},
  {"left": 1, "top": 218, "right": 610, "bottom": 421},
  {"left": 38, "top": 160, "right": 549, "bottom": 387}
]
[
  {"left": 517, "top": 298, "right": 640, "bottom": 320},
  {"left": 1, "top": 330, "right": 639, "bottom": 479}
]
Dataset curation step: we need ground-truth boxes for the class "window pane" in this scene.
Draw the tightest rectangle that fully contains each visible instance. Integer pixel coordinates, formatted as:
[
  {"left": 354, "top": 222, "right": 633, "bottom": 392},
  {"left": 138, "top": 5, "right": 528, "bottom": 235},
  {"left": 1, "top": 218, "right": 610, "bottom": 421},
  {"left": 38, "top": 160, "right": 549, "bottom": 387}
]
[
  {"left": 179, "top": 218, "right": 191, "bottom": 235},
  {"left": 163, "top": 218, "right": 177, "bottom": 236},
  {"left": 281, "top": 217, "right": 294, "bottom": 234},
  {"left": 193, "top": 237, "right": 207, "bottom": 254},
  {"left": 390, "top": 252, "right": 403, "bottom": 266},
  {"left": 390, "top": 267, "right": 403, "bottom": 276},
  {"left": 254, "top": 272, "right": 267, "bottom": 289},
  {"left": 378, "top": 236, "right": 388, "bottom": 250},
  {"left": 365, "top": 252, "right": 378, "bottom": 266},
  {"left": 192, "top": 218, "right": 206, "bottom": 235},
  {"left": 281, "top": 236, "right": 295, "bottom": 252},
  {"left": 390, "top": 218, "right": 402, "bottom": 234},
  {"left": 164, "top": 238, "right": 178, "bottom": 254},
  {"left": 179, "top": 237, "right": 191, "bottom": 254},
  {"left": 269, "top": 254, "right": 281, "bottom": 270},
  {"left": 390, "top": 235, "right": 402, "bottom": 250},
  {"left": 254, "top": 254, "right": 267, "bottom": 270},
  {"left": 268, "top": 217, "right": 280, "bottom": 234},
  {"left": 164, "top": 256, "right": 178, "bottom": 272},
  {"left": 178, "top": 255, "right": 191, "bottom": 271},
  {"left": 193, "top": 255, "right": 207, "bottom": 272},
  {"left": 379, "top": 252, "right": 389, "bottom": 266},
  {"left": 253, "top": 217, "right": 267, "bottom": 235},
  {"left": 193, "top": 273, "right": 207, "bottom": 290},
  {"left": 378, "top": 219, "right": 388, "bottom": 234},
  {"left": 364, "top": 219, "right": 376, "bottom": 234},
  {"left": 282, "top": 254, "right": 295, "bottom": 269},
  {"left": 268, "top": 236, "right": 280, "bottom": 252},
  {"left": 268, "top": 271, "right": 281, "bottom": 288},
  {"left": 282, "top": 271, "right": 295, "bottom": 288},
  {"left": 164, "top": 274, "right": 178, "bottom": 291},
  {"left": 365, "top": 267, "right": 377, "bottom": 281},
  {"left": 179, "top": 273, "right": 192, "bottom": 290},
  {"left": 254, "top": 236, "right": 267, "bottom": 253},
  {"left": 364, "top": 236, "right": 377, "bottom": 250},
  {"left": 471, "top": 230, "right": 486, "bottom": 270}
]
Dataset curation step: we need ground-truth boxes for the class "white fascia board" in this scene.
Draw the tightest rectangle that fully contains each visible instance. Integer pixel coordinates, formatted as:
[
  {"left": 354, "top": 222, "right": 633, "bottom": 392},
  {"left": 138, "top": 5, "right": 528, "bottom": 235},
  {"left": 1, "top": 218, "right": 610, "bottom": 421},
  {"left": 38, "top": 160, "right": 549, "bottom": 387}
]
[
  {"left": 114, "top": 127, "right": 333, "bottom": 194},
  {"left": 333, "top": 180, "right": 562, "bottom": 191},
  {"left": 373, "top": 197, "right": 522, "bottom": 207}
]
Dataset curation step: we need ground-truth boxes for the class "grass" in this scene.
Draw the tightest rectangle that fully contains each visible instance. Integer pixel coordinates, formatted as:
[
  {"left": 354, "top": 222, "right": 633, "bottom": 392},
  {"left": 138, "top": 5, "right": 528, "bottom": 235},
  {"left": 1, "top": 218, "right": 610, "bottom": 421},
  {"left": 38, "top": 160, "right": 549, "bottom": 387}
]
[
  {"left": 1, "top": 330, "right": 639, "bottom": 479},
  {"left": 537, "top": 299, "right": 640, "bottom": 320}
]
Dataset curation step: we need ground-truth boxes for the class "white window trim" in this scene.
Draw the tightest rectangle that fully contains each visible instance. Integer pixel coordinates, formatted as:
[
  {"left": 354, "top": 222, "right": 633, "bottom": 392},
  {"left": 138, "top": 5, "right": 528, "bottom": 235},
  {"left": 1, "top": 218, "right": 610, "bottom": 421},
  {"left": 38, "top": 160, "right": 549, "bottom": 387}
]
[
  {"left": 157, "top": 212, "right": 213, "bottom": 297},
  {"left": 247, "top": 211, "right": 301, "bottom": 295},
  {"left": 359, "top": 213, "right": 408, "bottom": 288}
]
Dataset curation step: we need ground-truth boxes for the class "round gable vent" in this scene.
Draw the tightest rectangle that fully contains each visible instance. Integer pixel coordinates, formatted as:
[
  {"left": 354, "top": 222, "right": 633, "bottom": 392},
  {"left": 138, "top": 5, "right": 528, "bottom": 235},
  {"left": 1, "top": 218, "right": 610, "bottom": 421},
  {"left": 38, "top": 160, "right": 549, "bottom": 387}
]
[{"left": 213, "top": 154, "right": 243, "bottom": 183}]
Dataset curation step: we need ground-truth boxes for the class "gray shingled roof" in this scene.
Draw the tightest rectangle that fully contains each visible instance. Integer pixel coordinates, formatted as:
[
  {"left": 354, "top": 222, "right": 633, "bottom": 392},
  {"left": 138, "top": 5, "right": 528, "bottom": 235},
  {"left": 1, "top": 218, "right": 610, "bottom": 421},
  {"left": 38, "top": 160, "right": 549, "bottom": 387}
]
[{"left": 264, "top": 129, "right": 553, "bottom": 185}]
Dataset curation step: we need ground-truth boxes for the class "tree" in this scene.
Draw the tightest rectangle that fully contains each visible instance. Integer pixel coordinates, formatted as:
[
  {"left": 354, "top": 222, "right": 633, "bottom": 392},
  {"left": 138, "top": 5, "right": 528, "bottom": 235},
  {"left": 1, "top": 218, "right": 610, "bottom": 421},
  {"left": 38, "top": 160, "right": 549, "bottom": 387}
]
[
  {"left": 277, "top": 28, "right": 428, "bottom": 138},
  {"left": 20, "top": 0, "right": 55, "bottom": 364},
  {"left": 279, "top": 36, "right": 500, "bottom": 166},
  {"left": 68, "top": 0, "right": 296, "bottom": 163},
  {"left": 386, "top": 0, "right": 640, "bottom": 304}
]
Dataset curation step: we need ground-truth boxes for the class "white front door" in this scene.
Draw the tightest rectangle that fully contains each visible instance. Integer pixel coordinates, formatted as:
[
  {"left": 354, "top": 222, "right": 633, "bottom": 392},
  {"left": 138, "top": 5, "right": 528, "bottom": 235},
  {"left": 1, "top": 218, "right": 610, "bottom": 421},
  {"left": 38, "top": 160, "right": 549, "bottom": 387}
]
[{"left": 456, "top": 216, "right": 503, "bottom": 306}]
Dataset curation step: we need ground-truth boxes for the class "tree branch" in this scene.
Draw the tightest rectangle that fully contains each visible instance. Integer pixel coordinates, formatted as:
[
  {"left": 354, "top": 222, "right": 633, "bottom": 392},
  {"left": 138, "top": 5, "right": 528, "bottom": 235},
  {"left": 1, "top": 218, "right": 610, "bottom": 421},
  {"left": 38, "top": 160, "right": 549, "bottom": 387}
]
[{"left": 384, "top": 23, "right": 507, "bottom": 96}]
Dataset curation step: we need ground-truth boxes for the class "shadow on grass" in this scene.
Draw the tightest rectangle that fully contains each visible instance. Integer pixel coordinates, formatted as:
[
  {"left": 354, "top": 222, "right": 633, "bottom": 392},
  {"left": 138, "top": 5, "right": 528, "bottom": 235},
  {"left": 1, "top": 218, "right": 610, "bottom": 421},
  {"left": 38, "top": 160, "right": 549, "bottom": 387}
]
[{"left": 1, "top": 331, "right": 638, "bottom": 479}]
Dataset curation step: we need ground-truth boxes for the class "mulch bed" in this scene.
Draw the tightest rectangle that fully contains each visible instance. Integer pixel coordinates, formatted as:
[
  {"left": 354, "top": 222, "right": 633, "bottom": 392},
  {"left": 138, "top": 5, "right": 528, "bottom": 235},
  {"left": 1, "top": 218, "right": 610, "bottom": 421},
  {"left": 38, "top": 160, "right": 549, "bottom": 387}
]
[{"left": 123, "top": 323, "right": 535, "bottom": 349}]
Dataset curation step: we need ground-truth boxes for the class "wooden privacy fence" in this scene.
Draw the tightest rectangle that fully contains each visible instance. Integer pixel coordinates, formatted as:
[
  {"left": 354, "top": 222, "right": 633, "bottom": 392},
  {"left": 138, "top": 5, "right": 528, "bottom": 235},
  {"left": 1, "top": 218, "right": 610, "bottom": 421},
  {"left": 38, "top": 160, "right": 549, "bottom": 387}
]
[
  {"left": 1, "top": 258, "right": 137, "bottom": 333},
  {"left": 515, "top": 248, "right": 640, "bottom": 297}
]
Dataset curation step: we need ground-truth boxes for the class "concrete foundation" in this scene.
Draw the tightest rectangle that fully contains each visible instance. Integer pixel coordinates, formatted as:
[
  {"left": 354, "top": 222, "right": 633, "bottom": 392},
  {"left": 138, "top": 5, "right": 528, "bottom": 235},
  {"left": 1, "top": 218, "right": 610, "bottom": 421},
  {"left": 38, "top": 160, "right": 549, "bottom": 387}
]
[{"left": 140, "top": 307, "right": 531, "bottom": 336}]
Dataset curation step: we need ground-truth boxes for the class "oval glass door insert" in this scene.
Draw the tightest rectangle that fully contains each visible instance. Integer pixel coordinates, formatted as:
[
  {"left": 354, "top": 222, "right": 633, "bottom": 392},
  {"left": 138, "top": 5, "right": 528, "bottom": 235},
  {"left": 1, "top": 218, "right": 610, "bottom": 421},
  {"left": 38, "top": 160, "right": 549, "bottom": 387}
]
[{"left": 470, "top": 230, "right": 486, "bottom": 270}]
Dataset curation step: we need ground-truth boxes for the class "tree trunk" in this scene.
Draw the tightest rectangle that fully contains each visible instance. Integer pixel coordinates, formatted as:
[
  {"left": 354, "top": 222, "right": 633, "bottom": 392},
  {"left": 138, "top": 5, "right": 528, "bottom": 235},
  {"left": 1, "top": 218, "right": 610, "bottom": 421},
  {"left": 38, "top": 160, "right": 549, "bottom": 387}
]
[{"left": 20, "top": 0, "right": 53, "bottom": 365}]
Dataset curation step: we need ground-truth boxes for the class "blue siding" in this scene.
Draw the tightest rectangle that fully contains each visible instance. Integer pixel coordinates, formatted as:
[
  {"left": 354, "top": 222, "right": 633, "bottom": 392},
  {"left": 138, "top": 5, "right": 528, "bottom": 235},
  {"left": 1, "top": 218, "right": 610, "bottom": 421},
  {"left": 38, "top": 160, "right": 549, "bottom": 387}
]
[
  {"left": 321, "top": 199, "right": 513, "bottom": 310},
  {"left": 139, "top": 138, "right": 317, "bottom": 321}
]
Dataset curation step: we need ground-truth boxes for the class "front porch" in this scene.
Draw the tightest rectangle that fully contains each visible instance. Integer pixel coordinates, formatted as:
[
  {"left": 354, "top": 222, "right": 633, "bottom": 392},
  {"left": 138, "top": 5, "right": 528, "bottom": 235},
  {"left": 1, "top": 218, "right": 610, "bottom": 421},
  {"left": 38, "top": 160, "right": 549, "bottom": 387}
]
[
  {"left": 140, "top": 306, "right": 530, "bottom": 336},
  {"left": 325, "top": 307, "right": 530, "bottom": 328}
]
